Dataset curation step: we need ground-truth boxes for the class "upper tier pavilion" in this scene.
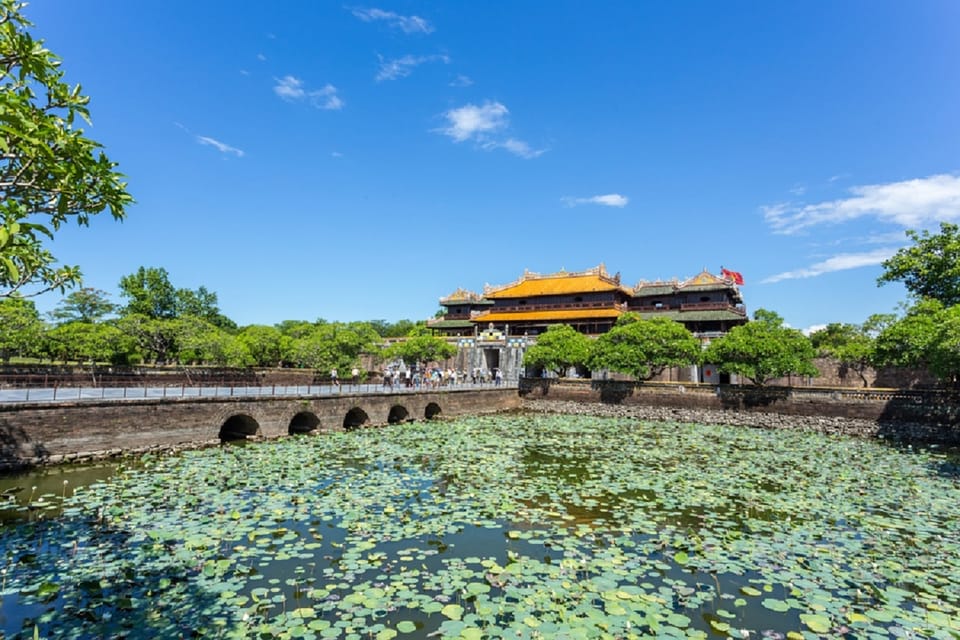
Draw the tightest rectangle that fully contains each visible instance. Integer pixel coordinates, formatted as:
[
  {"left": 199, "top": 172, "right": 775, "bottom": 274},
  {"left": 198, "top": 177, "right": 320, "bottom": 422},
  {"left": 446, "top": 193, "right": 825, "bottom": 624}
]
[{"left": 429, "top": 264, "right": 747, "bottom": 340}]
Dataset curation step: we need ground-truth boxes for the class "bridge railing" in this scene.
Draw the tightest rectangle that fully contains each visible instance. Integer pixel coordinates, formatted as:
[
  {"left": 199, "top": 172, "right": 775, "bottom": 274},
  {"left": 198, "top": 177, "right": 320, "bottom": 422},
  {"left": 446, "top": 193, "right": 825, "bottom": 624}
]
[{"left": 0, "top": 380, "right": 518, "bottom": 404}]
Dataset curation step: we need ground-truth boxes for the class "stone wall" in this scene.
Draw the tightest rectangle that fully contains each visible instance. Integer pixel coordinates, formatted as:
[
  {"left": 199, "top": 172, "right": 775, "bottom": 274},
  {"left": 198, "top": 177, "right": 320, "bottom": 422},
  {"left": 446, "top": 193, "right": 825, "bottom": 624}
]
[
  {"left": 0, "top": 388, "right": 521, "bottom": 470},
  {"left": 519, "top": 378, "right": 960, "bottom": 445}
]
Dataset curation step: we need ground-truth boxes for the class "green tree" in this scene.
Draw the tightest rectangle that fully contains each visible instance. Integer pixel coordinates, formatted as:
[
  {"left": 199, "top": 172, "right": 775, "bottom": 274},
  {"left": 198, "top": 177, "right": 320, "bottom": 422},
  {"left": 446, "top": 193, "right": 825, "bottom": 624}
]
[
  {"left": 588, "top": 316, "right": 700, "bottom": 381},
  {"left": 176, "top": 285, "right": 236, "bottom": 330},
  {"left": 0, "top": 295, "right": 42, "bottom": 362},
  {"left": 872, "top": 301, "right": 960, "bottom": 388},
  {"left": 45, "top": 320, "right": 130, "bottom": 364},
  {"left": 522, "top": 324, "right": 591, "bottom": 376},
  {"left": 878, "top": 222, "right": 960, "bottom": 306},
  {"left": 237, "top": 325, "right": 283, "bottom": 367},
  {"left": 118, "top": 267, "right": 178, "bottom": 319},
  {"left": 284, "top": 322, "right": 381, "bottom": 372},
  {"left": 368, "top": 318, "right": 424, "bottom": 338},
  {"left": 928, "top": 304, "right": 960, "bottom": 388},
  {"left": 702, "top": 309, "right": 818, "bottom": 386},
  {"left": 49, "top": 287, "right": 115, "bottom": 324},
  {"left": 0, "top": 1, "right": 132, "bottom": 297},
  {"left": 872, "top": 300, "right": 942, "bottom": 371},
  {"left": 383, "top": 334, "right": 456, "bottom": 367},
  {"left": 809, "top": 322, "right": 874, "bottom": 387},
  {"left": 115, "top": 313, "right": 177, "bottom": 364},
  {"left": 173, "top": 316, "right": 250, "bottom": 366}
]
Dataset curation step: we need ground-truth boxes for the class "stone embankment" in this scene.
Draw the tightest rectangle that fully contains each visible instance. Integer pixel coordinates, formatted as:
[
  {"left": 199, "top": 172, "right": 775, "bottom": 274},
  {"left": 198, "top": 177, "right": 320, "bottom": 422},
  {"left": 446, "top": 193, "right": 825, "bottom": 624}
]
[{"left": 521, "top": 398, "right": 960, "bottom": 446}]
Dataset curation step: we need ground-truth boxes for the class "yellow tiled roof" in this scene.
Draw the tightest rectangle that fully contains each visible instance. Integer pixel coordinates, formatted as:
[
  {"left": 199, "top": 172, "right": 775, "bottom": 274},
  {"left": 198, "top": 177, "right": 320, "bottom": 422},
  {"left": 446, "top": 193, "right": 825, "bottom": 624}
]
[
  {"left": 484, "top": 274, "right": 629, "bottom": 298},
  {"left": 473, "top": 308, "right": 624, "bottom": 322}
]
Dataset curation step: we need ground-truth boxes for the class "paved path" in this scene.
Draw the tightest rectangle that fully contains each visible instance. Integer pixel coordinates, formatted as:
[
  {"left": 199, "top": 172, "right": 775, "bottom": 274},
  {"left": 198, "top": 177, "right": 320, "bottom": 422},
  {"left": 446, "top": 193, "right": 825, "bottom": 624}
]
[{"left": 0, "top": 381, "right": 516, "bottom": 404}]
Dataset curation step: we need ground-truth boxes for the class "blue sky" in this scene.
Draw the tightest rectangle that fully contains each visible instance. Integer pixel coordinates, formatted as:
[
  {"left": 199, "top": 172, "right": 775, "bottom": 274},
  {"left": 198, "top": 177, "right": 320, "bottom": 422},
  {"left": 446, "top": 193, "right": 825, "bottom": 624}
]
[{"left": 23, "top": 1, "right": 960, "bottom": 332}]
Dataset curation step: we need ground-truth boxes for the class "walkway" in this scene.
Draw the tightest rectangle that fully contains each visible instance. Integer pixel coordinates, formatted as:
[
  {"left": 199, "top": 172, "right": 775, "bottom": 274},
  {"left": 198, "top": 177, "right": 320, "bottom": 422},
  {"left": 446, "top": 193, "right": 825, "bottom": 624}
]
[{"left": 0, "top": 381, "right": 517, "bottom": 404}]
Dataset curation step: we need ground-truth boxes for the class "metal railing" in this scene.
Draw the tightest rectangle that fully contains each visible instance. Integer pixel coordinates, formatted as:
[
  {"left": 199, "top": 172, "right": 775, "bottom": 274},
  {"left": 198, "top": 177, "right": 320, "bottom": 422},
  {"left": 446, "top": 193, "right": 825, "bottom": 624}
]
[{"left": 0, "top": 380, "right": 518, "bottom": 404}]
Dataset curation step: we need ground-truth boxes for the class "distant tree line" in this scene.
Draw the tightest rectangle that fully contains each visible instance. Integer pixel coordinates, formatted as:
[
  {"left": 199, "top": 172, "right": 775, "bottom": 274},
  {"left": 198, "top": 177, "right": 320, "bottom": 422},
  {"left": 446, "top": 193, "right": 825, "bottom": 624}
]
[{"left": 0, "top": 266, "right": 454, "bottom": 376}]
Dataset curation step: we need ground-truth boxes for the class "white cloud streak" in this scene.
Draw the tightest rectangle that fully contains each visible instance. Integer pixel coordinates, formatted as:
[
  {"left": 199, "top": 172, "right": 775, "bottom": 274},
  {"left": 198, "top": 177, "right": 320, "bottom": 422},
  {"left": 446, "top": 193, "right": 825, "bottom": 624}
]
[
  {"left": 273, "top": 76, "right": 344, "bottom": 110},
  {"left": 352, "top": 7, "right": 433, "bottom": 33},
  {"left": 436, "top": 101, "right": 545, "bottom": 159},
  {"left": 376, "top": 54, "right": 449, "bottom": 82},
  {"left": 561, "top": 194, "right": 629, "bottom": 208},
  {"left": 764, "top": 174, "right": 960, "bottom": 234},
  {"left": 761, "top": 247, "right": 898, "bottom": 284},
  {"left": 449, "top": 74, "right": 473, "bottom": 87},
  {"left": 196, "top": 136, "right": 244, "bottom": 157}
]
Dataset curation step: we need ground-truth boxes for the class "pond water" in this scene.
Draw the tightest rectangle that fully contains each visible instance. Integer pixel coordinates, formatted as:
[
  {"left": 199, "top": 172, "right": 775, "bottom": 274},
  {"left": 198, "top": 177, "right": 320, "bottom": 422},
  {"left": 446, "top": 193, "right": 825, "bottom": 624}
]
[{"left": 1, "top": 413, "right": 959, "bottom": 639}]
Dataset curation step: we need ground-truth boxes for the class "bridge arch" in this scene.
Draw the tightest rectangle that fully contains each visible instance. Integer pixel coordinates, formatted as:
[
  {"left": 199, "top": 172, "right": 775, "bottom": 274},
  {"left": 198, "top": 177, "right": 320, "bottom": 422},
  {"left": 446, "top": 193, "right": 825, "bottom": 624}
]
[
  {"left": 387, "top": 405, "right": 410, "bottom": 424},
  {"left": 289, "top": 411, "right": 320, "bottom": 435},
  {"left": 343, "top": 407, "right": 369, "bottom": 430},
  {"left": 219, "top": 414, "right": 260, "bottom": 442},
  {"left": 425, "top": 402, "right": 442, "bottom": 420}
]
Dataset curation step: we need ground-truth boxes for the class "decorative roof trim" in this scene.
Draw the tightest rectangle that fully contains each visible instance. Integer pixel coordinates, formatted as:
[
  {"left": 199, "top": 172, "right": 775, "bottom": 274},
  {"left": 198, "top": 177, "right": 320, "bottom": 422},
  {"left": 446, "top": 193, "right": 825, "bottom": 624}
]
[{"left": 483, "top": 263, "right": 622, "bottom": 296}]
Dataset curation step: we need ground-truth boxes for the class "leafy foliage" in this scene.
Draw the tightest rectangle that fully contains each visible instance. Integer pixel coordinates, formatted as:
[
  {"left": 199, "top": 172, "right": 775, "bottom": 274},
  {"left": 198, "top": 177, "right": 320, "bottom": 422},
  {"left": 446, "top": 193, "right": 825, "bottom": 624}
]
[
  {"left": 522, "top": 324, "right": 591, "bottom": 376},
  {"left": 588, "top": 316, "right": 700, "bottom": 381},
  {"left": 44, "top": 320, "right": 131, "bottom": 364},
  {"left": 0, "top": 1, "right": 132, "bottom": 297},
  {"left": 0, "top": 295, "right": 42, "bottom": 362},
  {"left": 878, "top": 222, "right": 960, "bottom": 306},
  {"left": 809, "top": 321, "right": 875, "bottom": 387},
  {"left": 237, "top": 325, "right": 283, "bottom": 367},
  {"left": 873, "top": 299, "right": 960, "bottom": 387},
  {"left": 383, "top": 334, "right": 456, "bottom": 366},
  {"left": 284, "top": 321, "right": 382, "bottom": 371},
  {"left": 118, "top": 267, "right": 178, "bottom": 319},
  {"left": 702, "top": 309, "right": 818, "bottom": 385},
  {"left": 49, "top": 287, "right": 116, "bottom": 324}
]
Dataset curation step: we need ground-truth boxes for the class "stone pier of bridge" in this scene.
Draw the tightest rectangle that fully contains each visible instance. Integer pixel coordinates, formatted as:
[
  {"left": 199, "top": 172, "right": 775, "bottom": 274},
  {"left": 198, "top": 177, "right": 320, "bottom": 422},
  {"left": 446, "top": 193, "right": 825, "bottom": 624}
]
[{"left": 0, "top": 388, "right": 521, "bottom": 469}]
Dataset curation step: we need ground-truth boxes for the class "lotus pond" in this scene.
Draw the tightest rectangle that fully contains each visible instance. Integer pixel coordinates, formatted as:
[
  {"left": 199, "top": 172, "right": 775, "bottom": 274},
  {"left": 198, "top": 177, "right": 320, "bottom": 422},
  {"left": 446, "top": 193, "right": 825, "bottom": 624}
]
[{"left": 1, "top": 412, "right": 959, "bottom": 639}]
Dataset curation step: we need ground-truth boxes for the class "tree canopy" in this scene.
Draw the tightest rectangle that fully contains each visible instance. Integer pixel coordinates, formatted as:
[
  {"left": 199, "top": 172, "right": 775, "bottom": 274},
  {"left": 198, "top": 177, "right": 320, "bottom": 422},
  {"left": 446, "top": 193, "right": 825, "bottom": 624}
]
[
  {"left": 383, "top": 334, "right": 456, "bottom": 367},
  {"left": 878, "top": 222, "right": 960, "bottom": 306},
  {"left": 588, "top": 315, "right": 700, "bottom": 381},
  {"left": 49, "top": 287, "right": 115, "bottom": 324},
  {"left": 702, "top": 309, "right": 818, "bottom": 386},
  {"left": 0, "top": 1, "right": 132, "bottom": 297},
  {"left": 522, "top": 324, "right": 591, "bottom": 376},
  {"left": 808, "top": 320, "right": 877, "bottom": 387}
]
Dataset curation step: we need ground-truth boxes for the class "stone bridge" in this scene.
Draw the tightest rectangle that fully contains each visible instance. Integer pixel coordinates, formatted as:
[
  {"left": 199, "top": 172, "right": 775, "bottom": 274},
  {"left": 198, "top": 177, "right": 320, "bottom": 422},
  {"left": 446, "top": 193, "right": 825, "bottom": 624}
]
[{"left": 0, "top": 388, "right": 521, "bottom": 469}]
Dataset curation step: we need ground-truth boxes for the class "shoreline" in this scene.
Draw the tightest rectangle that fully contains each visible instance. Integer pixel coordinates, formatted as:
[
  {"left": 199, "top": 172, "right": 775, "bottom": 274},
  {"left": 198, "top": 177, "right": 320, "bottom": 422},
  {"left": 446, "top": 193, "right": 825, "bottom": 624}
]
[{"left": 520, "top": 398, "right": 960, "bottom": 447}]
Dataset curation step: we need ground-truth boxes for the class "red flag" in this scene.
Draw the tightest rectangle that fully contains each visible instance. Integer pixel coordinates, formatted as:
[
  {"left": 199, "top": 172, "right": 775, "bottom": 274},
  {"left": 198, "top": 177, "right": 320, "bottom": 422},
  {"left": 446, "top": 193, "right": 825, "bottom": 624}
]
[{"left": 721, "top": 268, "right": 744, "bottom": 285}]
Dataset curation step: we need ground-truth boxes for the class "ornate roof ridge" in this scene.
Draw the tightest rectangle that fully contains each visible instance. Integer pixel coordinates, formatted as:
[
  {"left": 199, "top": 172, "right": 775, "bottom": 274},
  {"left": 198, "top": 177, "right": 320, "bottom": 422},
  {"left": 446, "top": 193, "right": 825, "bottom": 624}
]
[
  {"left": 439, "top": 287, "right": 485, "bottom": 303},
  {"left": 633, "top": 270, "right": 730, "bottom": 292},
  {"left": 483, "top": 264, "right": 621, "bottom": 295}
]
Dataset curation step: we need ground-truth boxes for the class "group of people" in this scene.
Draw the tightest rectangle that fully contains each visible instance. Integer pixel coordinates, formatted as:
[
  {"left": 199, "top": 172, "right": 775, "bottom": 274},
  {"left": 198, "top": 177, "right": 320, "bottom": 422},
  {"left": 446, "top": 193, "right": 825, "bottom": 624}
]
[
  {"left": 380, "top": 366, "right": 504, "bottom": 389},
  {"left": 329, "top": 366, "right": 505, "bottom": 389}
]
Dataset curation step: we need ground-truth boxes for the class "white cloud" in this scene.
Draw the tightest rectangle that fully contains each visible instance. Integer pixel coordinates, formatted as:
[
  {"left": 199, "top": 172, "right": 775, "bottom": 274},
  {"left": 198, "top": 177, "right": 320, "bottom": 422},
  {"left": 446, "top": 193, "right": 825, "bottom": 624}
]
[
  {"left": 436, "top": 101, "right": 544, "bottom": 159},
  {"left": 761, "top": 247, "right": 898, "bottom": 284},
  {"left": 196, "top": 136, "right": 244, "bottom": 157},
  {"left": 481, "top": 138, "right": 546, "bottom": 159},
  {"left": 376, "top": 54, "right": 449, "bottom": 82},
  {"left": 449, "top": 74, "right": 473, "bottom": 87},
  {"left": 273, "top": 76, "right": 344, "bottom": 110},
  {"left": 561, "top": 194, "right": 629, "bottom": 208},
  {"left": 802, "top": 324, "right": 827, "bottom": 337},
  {"left": 352, "top": 7, "right": 433, "bottom": 33},
  {"left": 764, "top": 174, "right": 960, "bottom": 234},
  {"left": 257, "top": 53, "right": 266, "bottom": 61},
  {"left": 440, "top": 101, "right": 508, "bottom": 142},
  {"left": 331, "top": 151, "right": 343, "bottom": 158}
]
